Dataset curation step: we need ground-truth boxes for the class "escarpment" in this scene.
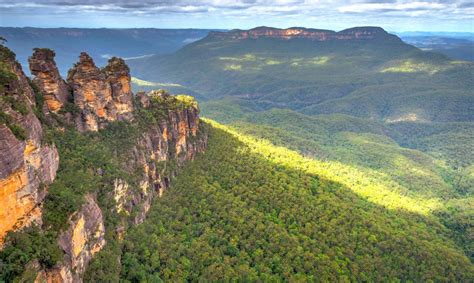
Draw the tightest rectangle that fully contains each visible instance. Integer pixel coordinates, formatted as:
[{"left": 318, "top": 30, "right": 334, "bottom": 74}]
[
  {"left": 208, "top": 26, "right": 401, "bottom": 42},
  {"left": 0, "top": 45, "right": 207, "bottom": 282},
  {"left": 58, "top": 194, "right": 106, "bottom": 282},
  {"left": 0, "top": 45, "right": 59, "bottom": 245},
  {"left": 115, "top": 91, "right": 206, "bottom": 225}
]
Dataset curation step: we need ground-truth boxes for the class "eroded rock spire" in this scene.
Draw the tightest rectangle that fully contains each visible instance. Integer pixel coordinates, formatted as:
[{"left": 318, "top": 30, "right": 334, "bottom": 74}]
[
  {"left": 29, "top": 48, "right": 70, "bottom": 113},
  {"left": 67, "top": 53, "right": 134, "bottom": 132}
]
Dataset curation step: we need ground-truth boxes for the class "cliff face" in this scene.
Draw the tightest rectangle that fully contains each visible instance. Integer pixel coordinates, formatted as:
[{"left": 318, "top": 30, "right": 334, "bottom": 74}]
[
  {"left": 208, "top": 26, "right": 398, "bottom": 42},
  {"left": 103, "top": 57, "right": 134, "bottom": 122},
  {"left": 34, "top": 195, "right": 105, "bottom": 283},
  {"left": 0, "top": 46, "right": 59, "bottom": 245},
  {"left": 67, "top": 53, "right": 134, "bottom": 132},
  {"left": 28, "top": 48, "right": 70, "bottom": 113},
  {"left": 1, "top": 45, "right": 207, "bottom": 282},
  {"left": 57, "top": 194, "right": 105, "bottom": 282},
  {"left": 115, "top": 91, "right": 207, "bottom": 224}
]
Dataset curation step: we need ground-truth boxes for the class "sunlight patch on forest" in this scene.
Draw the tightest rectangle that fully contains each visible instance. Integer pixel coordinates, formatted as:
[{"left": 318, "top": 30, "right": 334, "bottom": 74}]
[
  {"left": 265, "top": 59, "right": 283, "bottom": 65},
  {"left": 309, "top": 56, "right": 331, "bottom": 65},
  {"left": 219, "top": 54, "right": 257, "bottom": 62},
  {"left": 381, "top": 60, "right": 447, "bottom": 74},
  {"left": 290, "top": 56, "right": 331, "bottom": 67},
  {"left": 385, "top": 113, "right": 423, "bottom": 123},
  {"left": 205, "top": 119, "right": 444, "bottom": 216},
  {"left": 219, "top": 55, "right": 332, "bottom": 70},
  {"left": 224, "top": 64, "right": 243, "bottom": 71}
]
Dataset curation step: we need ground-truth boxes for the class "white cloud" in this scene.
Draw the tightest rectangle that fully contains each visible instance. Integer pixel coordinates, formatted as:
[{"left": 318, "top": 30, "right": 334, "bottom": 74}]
[
  {"left": 0, "top": 0, "right": 472, "bottom": 31},
  {"left": 338, "top": 2, "right": 447, "bottom": 13}
]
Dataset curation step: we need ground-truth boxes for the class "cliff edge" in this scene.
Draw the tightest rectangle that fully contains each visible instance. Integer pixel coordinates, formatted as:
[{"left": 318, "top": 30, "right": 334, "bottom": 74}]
[{"left": 0, "top": 45, "right": 207, "bottom": 282}]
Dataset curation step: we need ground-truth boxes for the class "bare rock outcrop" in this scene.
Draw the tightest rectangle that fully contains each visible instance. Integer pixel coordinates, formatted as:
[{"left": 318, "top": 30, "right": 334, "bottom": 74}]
[
  {"left": 67, "top": 53, "right": 133, "bottom": 132},
  {"left": 103, "top": 57, "right": 134, "bottom": 122},
  {"left": 29, "top": 48, "right": 70, "bottom": 113},
  {"left": 35, "top": 264, "right": 73, "bottom": 283},
  {"left": 57, "top": 194, "right": 105, "bottom": 282},
  {"left": 208, "top": 26, "right": 400, "bottom": 42},
  {"left": 1, "top": 46, "right": 208, "bottom": 282},
  {"left": 0, "top": 46, "right": 59, "bottom": 244},
  {"left": 67, "top": 52, "right": 114, "bottom": 132},
  {"left": 114, "top": 91, "right": 207, "bottom": 225}
]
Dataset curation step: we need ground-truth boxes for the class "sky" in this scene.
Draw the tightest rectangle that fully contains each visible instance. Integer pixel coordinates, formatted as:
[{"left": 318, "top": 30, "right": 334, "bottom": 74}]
[{"left": 0, "top": 0, "right": 473, "bottom": 32}]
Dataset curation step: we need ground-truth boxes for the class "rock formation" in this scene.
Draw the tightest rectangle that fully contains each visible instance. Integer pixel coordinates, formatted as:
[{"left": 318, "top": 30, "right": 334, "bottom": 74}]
[
  {"left": 0, "top": 45, "right": 59, "bottom": 244},
  {"left": 103, "top": 57, "right": 134, "bottom": 122},
  {"left": 34, "top": 194, "right": 105, "bottom": 283},
  {"left": 115, "top": 91, "right": 207, "bottom": 224},
  {"left": 28, "top": 48, "right": 70, "bottom": 113},
  {"left": 67, "top": 53, "right": 134, "bottom": 132},
  {"left": 57, "top": 194, "right": 105, "bottom": 282},
  {"left": 1, "top": 45, "right": 207, "bottom": 282},
  {"left": 208, "top": 26, "right": 400, "bottom": 42}
]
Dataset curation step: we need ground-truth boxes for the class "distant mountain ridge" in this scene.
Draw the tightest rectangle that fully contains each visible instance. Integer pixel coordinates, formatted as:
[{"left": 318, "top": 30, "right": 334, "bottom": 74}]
[
  {"left": 208, "top": 26, "right": 400, "bottom": 42},
  {"left": 399, "top": 35, "right": 474, "bottom": 61},
  {"left": 0, "top": 27, "right": 220, "bottom": 74},
  {"left": 125, "top": 26, "right": 474, "bottom": 264},
  {"left": 129, "top": 25, "right": 473, "bottom": 123}
]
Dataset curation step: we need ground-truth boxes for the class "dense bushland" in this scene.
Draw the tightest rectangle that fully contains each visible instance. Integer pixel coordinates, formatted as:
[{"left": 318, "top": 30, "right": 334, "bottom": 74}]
[{"left": 119, "top": 122, "right": 473, "bottom": 282}]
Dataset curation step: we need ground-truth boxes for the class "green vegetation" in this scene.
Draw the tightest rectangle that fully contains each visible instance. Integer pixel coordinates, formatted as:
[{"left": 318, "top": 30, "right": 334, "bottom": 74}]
[
  {"left": 0, "top": 62, "right": 16, "bottom": 92},
  {"left": 0, "top": 45, "right": 30, "bottom": 140},
  {"left": 0, "top": 122, "right": 134, "bottom": 281},
  {"left": 201, "top": 102, "right": 474, "bottom": 258},
  {"left": 0, "top": 45, "right": 16, "bottom": 93},
  {"left": 2, "top": 95, "right": 29, "bottom": 115},
  {"left": 0, "top": 227, "right": 63, "bottom": 281},
  {"left": 0, "top": 93, "right": 199, "bottom": 282},
  {"left": 129, "top": 34, "right": 473, "bottom": 122},
  {"left": 119, "top": 121, "right": 473, "bottom": 281},
  {"left": 128, "top": 33, "right": 473, "bottom": 261},
  {"left": 0, "top": 108, "right": 27, "bottom": 141},
  {"left": 1, "top": 31, "right": 472, "bottom": 281},
  {"left": 135, "top": 90, "right": 198, "bottom": 124}
]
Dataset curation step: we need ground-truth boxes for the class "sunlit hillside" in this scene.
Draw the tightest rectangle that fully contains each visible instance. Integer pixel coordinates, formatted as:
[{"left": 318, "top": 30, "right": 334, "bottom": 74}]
[
  {"left": 128, "top": 29, "right": 474, "bottom": 262},
  {"left": 200, "top": 101, "right": 474, "bottom": 259},
  {"left": 110, "top": 121, "right": 473, "bottom": 281},
  {"left": 1, "top": 0, "right": 473, "bottom": 280},
  {"left": 128, "top": 27, "right": 473, "bottom": 123}
]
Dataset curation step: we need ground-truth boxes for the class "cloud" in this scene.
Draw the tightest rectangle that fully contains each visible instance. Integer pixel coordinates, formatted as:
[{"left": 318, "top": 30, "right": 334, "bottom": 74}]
[
  {"left": 0, "top": 0, "right": 472, "bottom": 31},
  {"left": 0, "top": 0, "right": 325, "bottom": 17},
  {"left": 0, "top": 0, "right": 465, "bottom": 16},
  {"left": 338, "top": 2, "right": 447, "bottom": 13}
]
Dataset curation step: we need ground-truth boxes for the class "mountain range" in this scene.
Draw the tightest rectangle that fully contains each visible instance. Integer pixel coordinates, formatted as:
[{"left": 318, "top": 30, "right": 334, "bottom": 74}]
[
  {"left": 128, "top": 26, "right": 474, "bottom": 265},
  {"left": 0, "top": 27, "right": 218, "bottom": 75},
  {"left": 0, "top": 26, "right": 473, "bottom": 281},
  {"left": 129, "top": 26, "right": 473, "bottom": 123},
  {"left": 398, "top": 32, "right": 474, "bottom": 62}
]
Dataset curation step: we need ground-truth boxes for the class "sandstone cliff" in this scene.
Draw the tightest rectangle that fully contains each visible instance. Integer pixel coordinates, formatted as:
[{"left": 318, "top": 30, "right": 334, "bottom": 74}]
[
  {"left": 103, "top": 57, "right": 134, "bottom": 122},
  {"left": 58, "top": 194, "right": 105, "bottom": 282},
  {"left": 0, "top": 45, "right": 59, "bottom": 245},
  {"left": 1, "top": 45, "right": 207, "bottom": 283},
  {"left": 208, "top": 26, "right": 401, "bottom": 42},
  {"left": 29, "top": 48, "right": 70, "bottom": 113},
  {"left": 115, "top": 91, "right": 206, "bottom": 225},
  {"left": 67, "top": 53, "right": 134, "bottom": 132},
  {"left": 35, "top": 195, "right": 105, "bottom": 283}
]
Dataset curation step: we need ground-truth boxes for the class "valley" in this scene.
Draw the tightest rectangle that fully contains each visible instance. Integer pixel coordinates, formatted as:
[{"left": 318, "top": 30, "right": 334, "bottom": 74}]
[
  {"left": 128, "top": 27, "right": 474, "bottom": 263},
  {"left": 0, "top": 25, "right": 473, "bottom": 282}
]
